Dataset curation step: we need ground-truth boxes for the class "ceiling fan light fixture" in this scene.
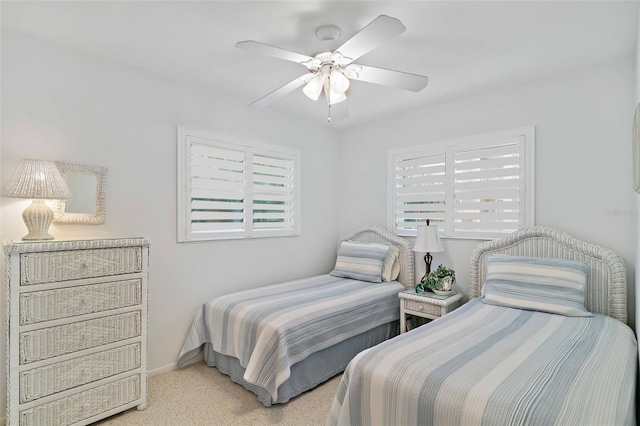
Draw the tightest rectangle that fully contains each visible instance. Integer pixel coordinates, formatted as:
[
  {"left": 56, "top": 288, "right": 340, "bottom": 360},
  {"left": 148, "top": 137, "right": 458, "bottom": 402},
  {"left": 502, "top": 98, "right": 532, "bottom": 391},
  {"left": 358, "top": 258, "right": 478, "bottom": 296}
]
[
  {"left": 329, "top": 69, "right": 350, "bottom": 94},
  {"left": 303, "top": 75, "right": 324, "bottom": 100},
  {"left": 237, "top": 15, "right": 429, "bottom": 120}
]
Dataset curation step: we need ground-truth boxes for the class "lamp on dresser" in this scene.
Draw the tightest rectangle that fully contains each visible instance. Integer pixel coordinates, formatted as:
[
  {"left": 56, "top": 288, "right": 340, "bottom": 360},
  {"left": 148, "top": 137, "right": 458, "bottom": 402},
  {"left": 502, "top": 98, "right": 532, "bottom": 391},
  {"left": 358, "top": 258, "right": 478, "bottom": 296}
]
[
  {"left": 2, "top": 158, "right": 72, "bottom": 240},
  {"left": 413, "top": 219, "right": 444, "bottom": 283}
]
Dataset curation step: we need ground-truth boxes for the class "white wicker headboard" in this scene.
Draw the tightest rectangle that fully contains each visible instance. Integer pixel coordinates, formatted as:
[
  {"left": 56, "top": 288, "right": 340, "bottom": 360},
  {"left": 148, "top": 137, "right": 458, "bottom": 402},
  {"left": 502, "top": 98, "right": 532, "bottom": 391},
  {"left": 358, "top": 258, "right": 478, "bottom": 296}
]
[
  {"left": 341, "top": 226, "right": 414, "bottom": 290},
  {"left": 469, "top": 227, "right": 627, "bottom": 323}
]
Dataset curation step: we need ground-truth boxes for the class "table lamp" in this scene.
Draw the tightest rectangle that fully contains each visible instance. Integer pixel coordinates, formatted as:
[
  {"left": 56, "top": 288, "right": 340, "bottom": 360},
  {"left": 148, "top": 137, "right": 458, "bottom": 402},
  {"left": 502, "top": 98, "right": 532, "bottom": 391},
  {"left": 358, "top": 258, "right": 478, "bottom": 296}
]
[
  {"left": 2, "top": 159, "right": 72, "bottom": 240},
  {"left": 413, "top": 219, "right": 444, "bottom": 282}
]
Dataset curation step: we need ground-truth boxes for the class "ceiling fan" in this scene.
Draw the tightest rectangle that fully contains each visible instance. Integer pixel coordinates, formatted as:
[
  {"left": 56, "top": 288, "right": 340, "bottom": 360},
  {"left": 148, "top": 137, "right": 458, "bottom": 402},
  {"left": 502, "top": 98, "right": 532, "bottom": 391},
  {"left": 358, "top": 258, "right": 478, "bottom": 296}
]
[{"left": 236, "top": 15, "right": 429, "bottom": 122}]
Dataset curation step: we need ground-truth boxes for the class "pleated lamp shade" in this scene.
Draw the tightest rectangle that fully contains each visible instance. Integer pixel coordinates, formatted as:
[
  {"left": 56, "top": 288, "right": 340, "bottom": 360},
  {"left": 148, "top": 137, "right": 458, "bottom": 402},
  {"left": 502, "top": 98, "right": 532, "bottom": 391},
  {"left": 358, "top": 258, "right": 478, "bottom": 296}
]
[
  {"left": 2, "top": 159, "right": 72, "bottom": 240},
  {"left": 3, "top": 159, "right": 72, "bottom": 200}
]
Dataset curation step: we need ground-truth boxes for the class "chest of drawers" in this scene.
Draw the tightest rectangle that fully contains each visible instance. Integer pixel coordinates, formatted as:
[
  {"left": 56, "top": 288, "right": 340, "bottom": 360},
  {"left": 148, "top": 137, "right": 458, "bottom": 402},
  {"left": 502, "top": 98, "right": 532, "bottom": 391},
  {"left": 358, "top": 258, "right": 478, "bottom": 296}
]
[{"left": 5, "top": 237, "right": 150, "bottom": 426}]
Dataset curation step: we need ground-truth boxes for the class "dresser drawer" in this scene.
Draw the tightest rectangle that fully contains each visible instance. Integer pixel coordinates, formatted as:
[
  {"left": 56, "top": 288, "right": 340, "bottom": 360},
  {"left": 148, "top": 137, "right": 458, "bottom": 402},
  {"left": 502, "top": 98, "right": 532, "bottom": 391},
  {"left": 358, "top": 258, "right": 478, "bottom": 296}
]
[
  {"left": 20, "top": 247, "right": 143, "bottom": 285},
  {"left": 404, "top": 299, "right": 441, "bottom": 317},
  {"left": 20, "top": 279, "right": 142, "bottom": 325},
  {"left": 19, "top": 374, "right": 140, "bottom": 426},
  {"left": 20, "top": 311, "right": 141, "bottom": 364},
  {"left": 20, "top": 343, "right": 141, "bottom": 403}
]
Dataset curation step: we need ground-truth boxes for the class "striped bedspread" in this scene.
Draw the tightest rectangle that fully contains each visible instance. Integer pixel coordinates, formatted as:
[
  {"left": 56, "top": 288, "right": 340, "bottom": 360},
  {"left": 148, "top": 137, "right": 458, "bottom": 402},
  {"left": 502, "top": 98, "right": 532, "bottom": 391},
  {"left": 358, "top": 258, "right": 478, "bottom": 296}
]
[
  {"left": 177, "top": 274, "right": 404, "bottom": 401},
  {"left": 328, "top": 298, "right": 637, "bottom": 426}
]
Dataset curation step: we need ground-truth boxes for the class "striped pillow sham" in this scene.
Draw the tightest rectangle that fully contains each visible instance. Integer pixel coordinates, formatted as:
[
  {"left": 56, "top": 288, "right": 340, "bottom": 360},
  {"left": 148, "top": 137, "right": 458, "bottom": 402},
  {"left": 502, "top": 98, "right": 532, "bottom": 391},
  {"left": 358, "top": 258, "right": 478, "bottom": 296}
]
[
  {"left": 481, "top": 255, "right": 591, "bottom": 316},
  {"left": 330, "top": 241, "right": 390, "bottom": 283}
]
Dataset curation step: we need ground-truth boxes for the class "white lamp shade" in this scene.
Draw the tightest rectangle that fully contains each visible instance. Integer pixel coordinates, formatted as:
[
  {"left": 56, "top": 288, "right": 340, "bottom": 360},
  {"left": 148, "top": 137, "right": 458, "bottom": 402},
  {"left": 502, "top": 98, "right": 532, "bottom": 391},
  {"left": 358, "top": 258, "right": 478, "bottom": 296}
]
[
  {"left": 303, "top": 76, "right": 324, "bottom": 101},
  {"left": 413, "top": 223, "right": 444, "bottom": 253},
  {"left": 2, "top": 159, "right": 71, "bottom": 200},
  {"left": 329, "top": 69, "right": 350, "bottom": 94},
  {"left": 329, "top": 89, "right": 347, "bottom": 105}
]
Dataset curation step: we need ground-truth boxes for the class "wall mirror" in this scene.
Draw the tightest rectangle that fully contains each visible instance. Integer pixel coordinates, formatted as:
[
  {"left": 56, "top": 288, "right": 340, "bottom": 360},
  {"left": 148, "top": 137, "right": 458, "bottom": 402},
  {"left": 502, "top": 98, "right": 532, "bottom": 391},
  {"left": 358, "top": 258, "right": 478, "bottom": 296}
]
[{"left": 52, "top": 162, "right": 107, "bottom": 224}]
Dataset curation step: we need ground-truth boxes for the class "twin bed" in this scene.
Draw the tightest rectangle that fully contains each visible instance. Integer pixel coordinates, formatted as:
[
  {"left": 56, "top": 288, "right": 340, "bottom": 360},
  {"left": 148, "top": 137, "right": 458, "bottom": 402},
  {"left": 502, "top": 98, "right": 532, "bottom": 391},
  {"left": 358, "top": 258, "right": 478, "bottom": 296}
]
[
  {"left": 177, "top": 226, "right": 414, "bottom": 406},
  {"left": 178, "top": 226, "right": 637, "bottom": 425},
  {"left": 328, "top": 227, "right": 636, "bottom": 425}
]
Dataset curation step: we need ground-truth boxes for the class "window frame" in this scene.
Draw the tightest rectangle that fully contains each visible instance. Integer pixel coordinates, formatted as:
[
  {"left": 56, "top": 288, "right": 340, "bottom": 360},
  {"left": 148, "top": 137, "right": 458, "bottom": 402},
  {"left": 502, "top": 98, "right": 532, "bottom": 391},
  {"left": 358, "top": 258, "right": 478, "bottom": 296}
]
[
  {"left": 177, "top": 127, "right": 301, "bottom": 242},
  {"left": 388, "top": 126, "right": 535, "bottom": 240}
]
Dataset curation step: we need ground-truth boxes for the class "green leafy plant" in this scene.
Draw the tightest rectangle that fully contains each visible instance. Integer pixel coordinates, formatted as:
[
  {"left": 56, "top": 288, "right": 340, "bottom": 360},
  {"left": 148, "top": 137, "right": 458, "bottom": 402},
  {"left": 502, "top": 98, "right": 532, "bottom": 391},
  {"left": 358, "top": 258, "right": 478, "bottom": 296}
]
[{"left": 420, "top": 264, "right": 456, "bottom": 290}]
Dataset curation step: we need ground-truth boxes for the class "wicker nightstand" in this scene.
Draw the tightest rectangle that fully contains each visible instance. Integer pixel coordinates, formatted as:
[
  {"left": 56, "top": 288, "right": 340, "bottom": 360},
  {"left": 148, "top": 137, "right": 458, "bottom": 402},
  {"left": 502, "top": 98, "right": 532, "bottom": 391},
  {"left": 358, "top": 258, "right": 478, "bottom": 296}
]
[{"left": 399, "top": 289, "right": 463, "bottom": 333}]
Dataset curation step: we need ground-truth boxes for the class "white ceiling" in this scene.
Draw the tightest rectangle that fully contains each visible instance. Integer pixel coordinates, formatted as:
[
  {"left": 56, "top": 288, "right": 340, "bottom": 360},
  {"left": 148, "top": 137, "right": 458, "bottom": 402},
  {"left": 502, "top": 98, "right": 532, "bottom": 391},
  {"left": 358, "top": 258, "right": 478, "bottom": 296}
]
[{"left": 3, "top": 1, "right": 638, "bottom": 129}]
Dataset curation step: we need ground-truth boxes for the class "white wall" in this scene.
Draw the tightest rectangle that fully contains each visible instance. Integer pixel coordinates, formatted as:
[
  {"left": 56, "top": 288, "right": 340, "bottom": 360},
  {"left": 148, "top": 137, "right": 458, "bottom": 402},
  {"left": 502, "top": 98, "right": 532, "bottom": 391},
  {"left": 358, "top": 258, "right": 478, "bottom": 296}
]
[
  {"left": 339, "top": 57, "right": 637, "bottom": 330},
  {"left": 0, "top": 31, "right": 341, "bottom": 417}
]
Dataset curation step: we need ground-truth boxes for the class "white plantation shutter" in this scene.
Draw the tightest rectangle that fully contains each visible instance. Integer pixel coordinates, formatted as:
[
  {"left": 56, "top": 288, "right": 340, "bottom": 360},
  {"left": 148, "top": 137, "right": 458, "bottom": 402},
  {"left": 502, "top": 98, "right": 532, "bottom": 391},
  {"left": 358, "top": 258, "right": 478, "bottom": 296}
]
[
  {"left": 451, "top": 139, "right": 524, "bottom": 239},
  {"left": 391, "top": 152, "right": 446, "bottom": 235},
  {"left": 252, "top": 152, "right": 297, "bottom": 234},
  {"left": 189, "top": 142, "right": 246, "bottom": 236},
  {"left": 389, "top": 127, "right": 534, "bottom": 240},
  {"left": 178, "top": 128, "right": 300, "bottom": 241}
]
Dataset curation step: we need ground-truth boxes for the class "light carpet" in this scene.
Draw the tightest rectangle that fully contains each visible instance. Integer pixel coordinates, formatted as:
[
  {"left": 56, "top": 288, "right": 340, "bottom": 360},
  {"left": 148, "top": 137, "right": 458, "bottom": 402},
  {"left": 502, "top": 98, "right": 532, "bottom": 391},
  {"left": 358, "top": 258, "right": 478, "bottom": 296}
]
[{"left": 96, "top": 362, "right": 341, "bottom": 426}]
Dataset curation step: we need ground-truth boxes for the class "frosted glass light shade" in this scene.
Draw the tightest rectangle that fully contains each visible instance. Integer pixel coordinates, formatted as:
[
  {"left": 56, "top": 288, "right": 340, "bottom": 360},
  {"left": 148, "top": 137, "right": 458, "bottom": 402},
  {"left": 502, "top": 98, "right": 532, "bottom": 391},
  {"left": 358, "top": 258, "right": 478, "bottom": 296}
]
[
  {"left": 303, "top": 76, "right": 324, "bottom": 101},
  {"left": 3, "top": 159, "right": 72, "bottom": 199},
  {"left": 329, "top": 89, "right": 347, "bottom": 105},
  {"left": 413, "top": 223, "right": 444, "bottom": 253},
  {"left": 329, "top": 69, "right": 350, "bottom": 94},
  {"left": 2, "top": 159, "right": 72, "bottom": 240}
]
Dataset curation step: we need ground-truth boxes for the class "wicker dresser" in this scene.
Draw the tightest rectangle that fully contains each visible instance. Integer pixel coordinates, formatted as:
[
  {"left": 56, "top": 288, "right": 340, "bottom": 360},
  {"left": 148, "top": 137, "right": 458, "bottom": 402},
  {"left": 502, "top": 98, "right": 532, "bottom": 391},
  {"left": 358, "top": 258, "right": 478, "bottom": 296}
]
[{"left": 4, "top": 237, "right": 150, "bottom": 426}]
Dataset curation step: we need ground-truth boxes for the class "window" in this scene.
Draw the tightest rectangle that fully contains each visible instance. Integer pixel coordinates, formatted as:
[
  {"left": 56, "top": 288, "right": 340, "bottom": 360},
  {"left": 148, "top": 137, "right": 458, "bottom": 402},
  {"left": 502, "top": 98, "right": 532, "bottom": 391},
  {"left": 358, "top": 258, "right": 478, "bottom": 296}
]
[
  {"left": 177, "top": 127, "right": 300, "bottom": 242},
  {"left": 389, "top": 127, "right": 535, "bottom": 240}
]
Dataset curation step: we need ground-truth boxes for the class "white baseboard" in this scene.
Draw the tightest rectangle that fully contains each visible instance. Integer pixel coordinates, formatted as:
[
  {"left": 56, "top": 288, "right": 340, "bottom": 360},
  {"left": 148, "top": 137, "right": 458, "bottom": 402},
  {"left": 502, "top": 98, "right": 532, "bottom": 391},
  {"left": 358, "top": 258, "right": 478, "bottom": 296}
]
[{"left": 149, "top": 362, "right": 178, "bottom": 377}]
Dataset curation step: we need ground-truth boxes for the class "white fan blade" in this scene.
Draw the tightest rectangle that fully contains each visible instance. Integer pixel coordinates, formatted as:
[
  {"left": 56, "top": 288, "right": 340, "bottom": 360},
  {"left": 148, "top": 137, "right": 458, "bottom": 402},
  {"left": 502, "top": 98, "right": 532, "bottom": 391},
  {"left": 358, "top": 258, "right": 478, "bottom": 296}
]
[
  {"left": 350, "top": 64, "right": 428, "bottom": 92},
  {"left": 236, "top": 41, "right": 314, "bottom": 65},
  {"left": 248, "top": 73, "right": 315, "bottom": 109},
  {"left": 334, "top": 15, "right": 405, "bottom": 64}
]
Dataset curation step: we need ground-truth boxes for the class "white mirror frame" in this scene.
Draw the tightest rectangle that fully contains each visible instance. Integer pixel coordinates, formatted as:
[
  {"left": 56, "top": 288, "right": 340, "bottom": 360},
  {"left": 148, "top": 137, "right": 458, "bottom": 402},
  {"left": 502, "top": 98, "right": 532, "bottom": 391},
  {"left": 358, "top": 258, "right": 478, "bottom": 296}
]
[{"left": 52, "top": 162, "right": 107, "bottom": 225}]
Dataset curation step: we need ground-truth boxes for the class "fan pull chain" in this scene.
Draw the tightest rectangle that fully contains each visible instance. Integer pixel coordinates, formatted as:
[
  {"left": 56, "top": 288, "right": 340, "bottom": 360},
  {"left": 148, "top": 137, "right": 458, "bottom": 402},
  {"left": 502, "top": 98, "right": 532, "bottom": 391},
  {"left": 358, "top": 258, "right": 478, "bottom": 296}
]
[{"left": 327, "top": 104, "right": 331, "bottom": 123}]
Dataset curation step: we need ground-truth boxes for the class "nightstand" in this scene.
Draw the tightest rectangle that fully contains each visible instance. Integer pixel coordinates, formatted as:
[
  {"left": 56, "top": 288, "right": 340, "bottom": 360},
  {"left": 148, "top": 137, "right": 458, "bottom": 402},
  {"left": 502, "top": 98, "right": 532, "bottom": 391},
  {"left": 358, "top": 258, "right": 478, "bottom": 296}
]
[{"left": 399, "top": 289, "right": 463, "bottom": 333}]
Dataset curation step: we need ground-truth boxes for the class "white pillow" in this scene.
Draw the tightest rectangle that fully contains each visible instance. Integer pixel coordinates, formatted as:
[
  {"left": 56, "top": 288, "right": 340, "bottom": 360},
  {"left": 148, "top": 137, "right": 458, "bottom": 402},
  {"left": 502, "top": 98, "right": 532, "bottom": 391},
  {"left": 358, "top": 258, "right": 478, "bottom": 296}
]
[
  {"left": 382, "top": 245, "right": 400, "bottom": 282},
  {"left": 391, "top": 253, "right": 401, "bottom": 281}
]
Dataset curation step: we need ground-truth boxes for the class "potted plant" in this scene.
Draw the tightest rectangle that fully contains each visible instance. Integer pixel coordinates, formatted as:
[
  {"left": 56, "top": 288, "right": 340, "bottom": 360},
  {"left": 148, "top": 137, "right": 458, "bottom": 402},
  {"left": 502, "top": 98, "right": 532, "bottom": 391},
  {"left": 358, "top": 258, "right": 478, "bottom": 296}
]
[{"left": 420, "top": 264, "right": 456, "bottom": 293}]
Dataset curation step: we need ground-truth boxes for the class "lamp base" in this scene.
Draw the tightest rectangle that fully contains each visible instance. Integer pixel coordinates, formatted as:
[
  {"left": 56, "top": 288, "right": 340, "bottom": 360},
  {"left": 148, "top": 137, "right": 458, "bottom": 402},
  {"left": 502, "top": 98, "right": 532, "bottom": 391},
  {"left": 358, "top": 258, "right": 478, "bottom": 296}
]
[
  {"left": 22, "top": 199, "right": 55, "bottom": 240},
  {"left": 419, "top": 252, "right": 434, "bottom": 284}
]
